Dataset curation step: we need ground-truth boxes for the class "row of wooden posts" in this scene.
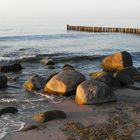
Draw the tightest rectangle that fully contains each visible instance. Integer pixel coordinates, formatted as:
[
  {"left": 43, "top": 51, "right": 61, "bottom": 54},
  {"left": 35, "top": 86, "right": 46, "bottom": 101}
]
[{"left": 67, "top": 25, "right": 140, "bottom": 35}]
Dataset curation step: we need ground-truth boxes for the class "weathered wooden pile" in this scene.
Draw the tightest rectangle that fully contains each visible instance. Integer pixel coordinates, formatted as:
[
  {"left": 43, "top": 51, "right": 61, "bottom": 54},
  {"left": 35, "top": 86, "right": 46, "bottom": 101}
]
[{"left": 67, "top": 25, "right": 140, "bottom": 35}]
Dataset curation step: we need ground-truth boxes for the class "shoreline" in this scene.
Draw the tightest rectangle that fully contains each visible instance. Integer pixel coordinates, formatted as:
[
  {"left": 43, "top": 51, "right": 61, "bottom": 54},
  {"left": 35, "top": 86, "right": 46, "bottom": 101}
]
[{"left": 3, "top": 82, "right": 140, "bottom": 140}]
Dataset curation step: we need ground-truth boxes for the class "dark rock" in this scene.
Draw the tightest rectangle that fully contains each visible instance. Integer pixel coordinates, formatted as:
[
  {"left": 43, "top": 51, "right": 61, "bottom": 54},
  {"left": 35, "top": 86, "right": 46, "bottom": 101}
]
[
  {"left": 0, "top": 107, "right": 18, "bottom": 116},
  {"left": 40, "top": 58, "right": 55, "bottom": 65},
  {"left": 32, "top": 110, "right": 67, "bottom": 123},
  {"left": 114, "top": 67, "right": 138, "bottom": 85},
  {"left": 75, "top": 80, "right": 117, "bottom": 105},
  {"left": 0, "top": 63, "right": 23, "bottom": 73},
  {"left": 95, "top": 74, "right": 121, "bottom": 88},
  {"left": 101, "top": 51, "right": 132, "bottom": 72},
  {"left": 44, "top": 69, "right": 86, "bottom": 96},
  {"left": 0, "top": 74, "right": 7, "bottom": 88}
]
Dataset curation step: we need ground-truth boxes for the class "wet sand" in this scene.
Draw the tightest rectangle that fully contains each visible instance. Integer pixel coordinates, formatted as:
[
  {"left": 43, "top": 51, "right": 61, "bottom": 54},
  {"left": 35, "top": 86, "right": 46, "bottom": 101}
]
[{"left": 3, "top": 82, "right": 140, "bottom": 140}]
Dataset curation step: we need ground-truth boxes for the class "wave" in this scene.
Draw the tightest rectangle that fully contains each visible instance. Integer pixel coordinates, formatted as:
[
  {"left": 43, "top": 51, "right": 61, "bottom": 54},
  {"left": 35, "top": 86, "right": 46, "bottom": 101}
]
[
  {"left": 0, "top": 33, "right": 93, "bottom": 42},
  {"left": 0, "top": 51, "right": 139, "bottom": 65}
]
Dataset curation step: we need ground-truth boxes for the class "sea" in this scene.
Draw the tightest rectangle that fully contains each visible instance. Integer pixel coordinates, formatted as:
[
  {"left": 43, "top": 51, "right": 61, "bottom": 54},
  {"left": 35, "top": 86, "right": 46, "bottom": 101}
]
[{"left": 0, "top": 18, "right": 140, "bottom": 139}]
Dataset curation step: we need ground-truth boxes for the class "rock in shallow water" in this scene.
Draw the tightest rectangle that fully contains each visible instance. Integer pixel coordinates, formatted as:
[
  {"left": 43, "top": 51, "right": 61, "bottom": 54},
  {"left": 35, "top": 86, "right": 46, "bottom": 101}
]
[
  {"left": 0, "top": 107, "right": 18, "bottom": 116},
  {"left": 44, "top": 69, "right": 86, "bottom": 96},
  {"left": 75, "top": 80, "right": 117, "bottom": 105},
  {"left": 0, "top": 74, "right": 7, "bottom": 88},
  {"left": 0, "top": 63, "right": 23, "bottom": 73},
  {"left": 32, "top": 110, "right": 67, "bottom": 123},
  {"left": 40, "top": 58, "right": 55, "bottom": 65},
  {"left": 101, "top": 51, "right": 132, "bottom": 72},
  {"left": 23, "top": 74, "right": 46, "bottom": 91}
]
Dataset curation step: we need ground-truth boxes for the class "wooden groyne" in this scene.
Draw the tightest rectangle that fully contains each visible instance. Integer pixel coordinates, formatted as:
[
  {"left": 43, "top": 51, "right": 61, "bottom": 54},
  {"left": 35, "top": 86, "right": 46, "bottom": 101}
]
[{"left": 67, "top": 25, "right": 140, "bottom": 35}]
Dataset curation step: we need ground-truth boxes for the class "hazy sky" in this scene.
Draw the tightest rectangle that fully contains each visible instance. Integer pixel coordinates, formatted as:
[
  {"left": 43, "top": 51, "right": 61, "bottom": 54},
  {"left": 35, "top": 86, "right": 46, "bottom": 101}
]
[{"left": 0, "top": 0, "right": 140, "bottom": 19}]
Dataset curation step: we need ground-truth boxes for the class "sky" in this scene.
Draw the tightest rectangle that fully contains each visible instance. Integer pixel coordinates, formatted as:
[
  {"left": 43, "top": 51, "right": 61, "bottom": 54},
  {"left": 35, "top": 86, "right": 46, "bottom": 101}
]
[{"left": 0, "top": 0, "right": 140, "bottom": 19}]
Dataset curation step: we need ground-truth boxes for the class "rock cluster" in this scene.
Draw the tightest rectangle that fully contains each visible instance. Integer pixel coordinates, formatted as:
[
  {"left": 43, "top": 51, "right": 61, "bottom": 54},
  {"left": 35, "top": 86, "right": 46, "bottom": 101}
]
[{"left": 23, "top": 51, "right": 139, "bottom": 106}]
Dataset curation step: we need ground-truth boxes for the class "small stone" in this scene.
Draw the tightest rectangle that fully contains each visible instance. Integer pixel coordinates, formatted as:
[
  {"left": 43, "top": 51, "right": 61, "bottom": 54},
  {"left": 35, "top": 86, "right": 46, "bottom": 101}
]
[
  {"left": 33, "top": 110, "right": 67, "bottom": 123},
  {"left": 40, "top": 58, "right": 55, "bottom": 65}
]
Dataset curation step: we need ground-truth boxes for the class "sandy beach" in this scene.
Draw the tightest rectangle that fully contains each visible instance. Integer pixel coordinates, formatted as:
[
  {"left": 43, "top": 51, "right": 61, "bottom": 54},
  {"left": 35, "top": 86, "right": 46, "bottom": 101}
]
[{"left": 3, "top": 82, "right": 140, "bottom": 140}]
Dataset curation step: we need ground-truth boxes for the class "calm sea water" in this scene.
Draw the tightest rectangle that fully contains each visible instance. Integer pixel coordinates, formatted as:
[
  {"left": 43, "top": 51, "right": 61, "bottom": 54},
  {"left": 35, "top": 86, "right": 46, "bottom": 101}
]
[{"left": 0, "top": 18, "right": 140, "bottom": 139}]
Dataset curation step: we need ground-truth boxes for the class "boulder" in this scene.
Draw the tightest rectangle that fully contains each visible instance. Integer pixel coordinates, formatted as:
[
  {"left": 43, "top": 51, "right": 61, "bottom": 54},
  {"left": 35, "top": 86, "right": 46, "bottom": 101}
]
[
  {"left": 0, "top": 74, "right": 7, "bottom": 88},
  {"left": 75, "top": 80, "right": 117, "bottom": 105},
  {"left": 0, "top": 63, "right": 23, "bottom": 73},
  {"left": 101, "top": 51, "right": 133, "bottom": 72},
  {"left": 32, "top": 110, "right": 67, "bottom": 123},
  {"left": 40, "top": 58, "right": 55, "bottom": 65},
  {"left": 44, "top": 69, "right": 86, "bottom": 96},
  {"left": 23, "top": 75, "right": 46, "bottom": 91},
  {"left": 114, "top": 67, "right": 138, "bottom": 85},
  {"left": 0, "top": 107, "right": 18, "bottom": 116},
  {"left": 95, "top": 74, "right": 121, "bottom": 88}
]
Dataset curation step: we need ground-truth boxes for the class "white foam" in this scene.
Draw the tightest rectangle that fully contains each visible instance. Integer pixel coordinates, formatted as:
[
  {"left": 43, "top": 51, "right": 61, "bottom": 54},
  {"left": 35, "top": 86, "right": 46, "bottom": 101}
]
[
  {"left": 0, "top": 54, "right": 36, "bottom": 62},
  {"left": 0, "top": 98, "right": 17, "bottom": 103},
  {"left": 16, "top": 122, "right": 25, "bottom": 132},
  {"left": 0, "top": 131, "right": 7, "bottom": 139}
]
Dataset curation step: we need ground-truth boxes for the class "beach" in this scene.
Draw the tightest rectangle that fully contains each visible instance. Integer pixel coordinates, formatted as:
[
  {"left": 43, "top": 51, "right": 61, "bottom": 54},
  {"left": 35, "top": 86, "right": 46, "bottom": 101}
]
[{"left": 3, "top": 82, "right": 140, "bottom": 140}]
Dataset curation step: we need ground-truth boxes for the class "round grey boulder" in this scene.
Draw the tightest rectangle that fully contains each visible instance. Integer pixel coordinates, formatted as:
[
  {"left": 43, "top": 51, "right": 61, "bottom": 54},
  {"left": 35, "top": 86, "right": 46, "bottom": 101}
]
[{"left": 75, "top": 80, "right": 117, "bottom": 105}]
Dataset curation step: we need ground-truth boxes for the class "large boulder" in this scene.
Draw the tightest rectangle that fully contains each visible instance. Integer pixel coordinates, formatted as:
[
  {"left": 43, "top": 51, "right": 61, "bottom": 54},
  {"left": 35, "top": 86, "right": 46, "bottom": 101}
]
[
  {"left": 114, "top": 67, "right": 138, "bottom": 85},
  {"left": 23, "top": 75, "right": 46, "bottom": 91},
  {"left": 0, "top": 63, "right": 23, "bottom": 73},
  {"left": 101, "top": 51, "right": 133, "bottom": 72},
  {"left": 32, "top": 110, "right": 67, "bottom": 123},
  {"left": 0, "top": 74, "right": 7, "bottom": 88},
  {"left": 75, "top": 80, "right": 117, "bottom": 105},
  {"left": 44, "top": 69, "right": 86, "bottom": 96},
  {"left": 0, "top": 107, "right": 18, "bottom": 116}
]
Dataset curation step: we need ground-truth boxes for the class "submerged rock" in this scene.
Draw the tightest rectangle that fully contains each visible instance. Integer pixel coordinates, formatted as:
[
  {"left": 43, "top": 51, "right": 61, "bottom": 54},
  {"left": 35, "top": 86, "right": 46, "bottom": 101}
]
[
  {"left": 23, "top": 75, "right": 46, "bottom": 91},
  {"left": 114, "top": 67, "right": 138, "bottom": 85},
  {"left": 0, "top": 107, "right": 18, "bottom": 116},
  {"left": 32, "top": 110, "right": 67, "bottom": 123},
  {"left": 75, "top": 80, "right": 117, "bottom": 105},
  {"left": 40, "top": 58, "right": 55, "bottom": 65},
  {"left": 44, "top": 69, "right": 85, "bottom": 96},
  {"left": 0, "top": 74, "right": 7, "bottom": 88},
  {"left": 101, "top": 51, "right": 132, "bottom": 72},
  {"left": 0, "top": 63, "right": 23, "bottom": 73},
  {"left": 133, "top": 72, "right": 140, "bottom": 82}
]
